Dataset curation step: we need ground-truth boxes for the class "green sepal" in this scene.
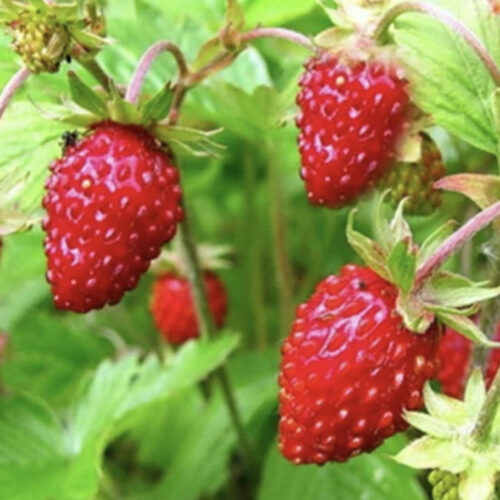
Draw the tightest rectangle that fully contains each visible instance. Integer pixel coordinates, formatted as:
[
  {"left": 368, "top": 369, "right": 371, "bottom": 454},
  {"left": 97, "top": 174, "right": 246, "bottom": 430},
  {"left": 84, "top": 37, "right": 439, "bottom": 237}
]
[
  {"left": 394, "top": 436, "right": 469, "bottom": 473},
  {"left": 59, "top": 112, "right": 101, "bottom": 127},
  {"left": 404, "top": 411, "right": 455, "bottom": 439},
  {"left": 68, "top": 71, "right": 107, "bottom": 117},
  {"left": 153, "top": 125, "right": 225, "bottom": 158},
  {"left": 426, "top": 283, "right": 500, "bottom": 310},
  {"left": 396, "top": 293, "right": 435, "bottom": 333},
  {"left": 192, "top": 36, "right": 224, "bottom": 72},
  {"left": 140, "top": 85, "right": 174, "bottom": 124},
  {"left": 346, "top": 209, "right": 391, "bottom": 281},
  {"left": 418, "top": 221, "right": 457, "bottom": 266},
  {"left": 463, "top": 369, "right": 487, "bottom": 418},
  {"left": 389, "top": 198, "right": 413, "bottom": 246},
  {"left": 226, "top": 0, "right": 245, "bottom": 30},
  {"left": 68, "top": 26, "right": 109, "bottom": 51},
  {"left": 435, "top": 312, "right": 500, "bottom": 348},
  {"left": 107, "top": 82, "right": 141, "bottom": 124},
  {"left": 387, "top": 237, "right": 417, "bottom": 295},
  {"left": 423, "top": 383, "right": 467, "bottom": 424}
]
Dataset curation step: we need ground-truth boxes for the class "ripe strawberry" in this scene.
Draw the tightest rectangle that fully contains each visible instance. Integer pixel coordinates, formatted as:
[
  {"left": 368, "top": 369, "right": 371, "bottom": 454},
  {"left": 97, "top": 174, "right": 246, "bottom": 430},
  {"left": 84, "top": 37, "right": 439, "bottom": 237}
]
[
  {"left": 379, "top": 133, "right": 446, "bottom": 216},
  {"left": 278, "top": 264, "right": 440, "bottom": 465},
  {"left": 150, "top": 271, "right": 227, "bottom": 344},
  {"left": 43, "top": 121, "right": 183, "bottom": 313},
  {"left": 436, "top": 324, "right": 500, "bottom": 398},
  {"left": 296, "top": 53, "right": 409, "bottom": 208},
  {"left": 8, "top": 10, "right": 70, "bottom": 73}
]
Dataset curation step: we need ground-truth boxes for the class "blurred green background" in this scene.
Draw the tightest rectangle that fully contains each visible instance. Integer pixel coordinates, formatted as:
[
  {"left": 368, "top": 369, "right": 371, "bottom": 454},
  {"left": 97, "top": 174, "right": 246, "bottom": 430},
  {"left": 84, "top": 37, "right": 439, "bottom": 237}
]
[{"left": 0, "top": 1, "right": 498, "bottom": 499}]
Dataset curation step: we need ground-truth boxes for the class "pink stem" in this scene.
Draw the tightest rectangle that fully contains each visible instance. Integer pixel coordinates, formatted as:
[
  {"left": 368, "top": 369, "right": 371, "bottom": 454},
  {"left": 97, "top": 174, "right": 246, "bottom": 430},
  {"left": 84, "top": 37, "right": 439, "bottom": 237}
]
[
  {"left": 374, "top": 1, "right": 500, "bottom": 87},
  {"left": 415, "top": 201, "right": 500, "bottom": 288},
  {"left": 125, "top": 41, "right": 189, "bottom": 105},
  {"left": 240, "top": 27, "right": 316, "bottom": 52},
  {"left": 0, "top": 67, "right": 31, "bottom": 120}
]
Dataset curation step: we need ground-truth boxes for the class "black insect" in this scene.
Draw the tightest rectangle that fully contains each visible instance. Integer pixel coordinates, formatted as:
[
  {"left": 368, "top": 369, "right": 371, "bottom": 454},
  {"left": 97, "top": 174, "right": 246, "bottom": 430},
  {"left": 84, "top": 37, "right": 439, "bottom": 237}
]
[{"left": 60, "top": 131, "right": 79, "bottom": 151}]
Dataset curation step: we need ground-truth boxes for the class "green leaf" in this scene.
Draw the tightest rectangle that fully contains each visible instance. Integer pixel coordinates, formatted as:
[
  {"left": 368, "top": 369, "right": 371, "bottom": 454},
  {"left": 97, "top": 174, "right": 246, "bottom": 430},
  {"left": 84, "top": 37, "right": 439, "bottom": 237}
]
[
  {"left": 436, "top": 312, "right": 500, "bottom": 348},
  {"left": 140, "top": 85, "right": 174, "bottom": 123},
  {"left": 393, "top": 0, "right": 499, "bottom": 153},
  {"left": 423, "top": 383, "right": 467, "bottom": 423},
  {"left": 346, "top": 210, "right": 391, "bottom": 282},
  {"left": 0, "top": 103, "right": 66, "bottom": 219},
  {"left": 68, "top": 71, "right": 107, "bottom": 117},
  {"left": 463, "top": 369, "right": 487, "bottom": 418},
  {"left": 259, "top": 436, "right": 427, "bottom": 500},
  {"left": 394, "top": 436, "right": 469, "bottom": 473},
  {"left": 404, "top": 411, "right": 455, "bottom": 439},
  {"left": 0, "top": 334, "right": 240, "bottom": 500},
  {"left": 387, "top": 239, "right": 417, "bottom": 294},
  {"left": 435, "top": 174, "right": 500, "bottom": 211}
]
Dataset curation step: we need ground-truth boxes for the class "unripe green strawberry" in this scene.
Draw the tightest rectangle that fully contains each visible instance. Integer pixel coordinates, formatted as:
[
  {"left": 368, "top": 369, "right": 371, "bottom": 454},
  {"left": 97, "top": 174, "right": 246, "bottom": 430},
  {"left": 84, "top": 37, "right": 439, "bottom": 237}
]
[
  {"left": 380, "top": 133, "right": 445, "bottom": 216},
  {"left": 428, "top": 470, "right": 459, "bottom": 500},
  {"left": 7, "top": 10, "right": 70, "bottom": 73}
]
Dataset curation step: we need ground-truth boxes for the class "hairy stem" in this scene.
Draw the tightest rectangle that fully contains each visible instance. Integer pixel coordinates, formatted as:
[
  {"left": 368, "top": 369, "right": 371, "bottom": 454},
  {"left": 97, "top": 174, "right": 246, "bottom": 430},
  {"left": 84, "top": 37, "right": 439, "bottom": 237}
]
[
  {"left": 126, "top": 40, "right": 189, "bottom": 105},
  {"left": 177, "top": 209, "right": 254, "bottom": 466},
  {"left": 415, "top": 201, "right": 500, "bottom": 288},
  {"left": 473, "top": 367, "right": 500, "bottom": 446},
  {"left": 374, "top": 1, "right": 500, "bottom": 87},
  {"left": 0, "top": 67, "right": 30, "bottom": 120},
  {"left": 76, "top": 58, "right": 112, "bottom": 92},
  {"left": 267, "top": 144, "right": 294, "bottom": 338},
  {"left": 243, "top": 150, "right": 267, "bottom": 350},
  {"left": 240, "top": 27, "right": 316, "bottom": 52}
]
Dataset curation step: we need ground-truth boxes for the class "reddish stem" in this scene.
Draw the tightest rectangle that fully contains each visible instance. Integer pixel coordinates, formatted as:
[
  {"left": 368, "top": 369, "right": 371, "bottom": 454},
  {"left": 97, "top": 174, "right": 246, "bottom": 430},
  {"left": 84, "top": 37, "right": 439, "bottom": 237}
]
[
  {"left": 0, "top": 67, "right": 31, "bottom": 120},
  {"left": 374, "top": 1, "right": 500, "bottom": 87},
  {"left": 240, "top": 27, "right": 316, "bottom": 52},
  {"left": 125, "top": 41, "right": 189, "bottom": 105},
  {"left": 415, "top": 201, "right": 500, "bottom": 288}
]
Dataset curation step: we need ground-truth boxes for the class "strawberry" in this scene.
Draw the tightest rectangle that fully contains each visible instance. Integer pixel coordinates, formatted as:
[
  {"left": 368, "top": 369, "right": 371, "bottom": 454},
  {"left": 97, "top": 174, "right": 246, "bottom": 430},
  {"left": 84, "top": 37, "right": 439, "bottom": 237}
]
[
  {"left": 42, "top": 121, "right": 183, "bottom": 313},
  {"left": 379, "top": 133, "right": 446, "bottom": 216},
  {"left": 278, "top": 264, "right": 440, "bottom": 465},
  {"left": 8, "top": 9, "right": 70, "bottom": 73},
  {"left": 150, "top": 271, "right": 227, "bottom": 344},
  {"left": 489, "top": 0, "right": 500, "bottom": 14},
  {"left": 296, "top": 53, "right": 409, "bottom": 208},
  {"left": 436, "top": 324, "right": 500, "bottom": 398}
]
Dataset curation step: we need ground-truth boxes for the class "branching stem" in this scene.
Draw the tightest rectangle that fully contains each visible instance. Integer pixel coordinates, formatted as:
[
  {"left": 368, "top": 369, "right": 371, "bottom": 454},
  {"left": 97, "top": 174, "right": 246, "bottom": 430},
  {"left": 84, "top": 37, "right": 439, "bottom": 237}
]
[{"left": 126, "top": 40, "right": 189, "bottom": 105}]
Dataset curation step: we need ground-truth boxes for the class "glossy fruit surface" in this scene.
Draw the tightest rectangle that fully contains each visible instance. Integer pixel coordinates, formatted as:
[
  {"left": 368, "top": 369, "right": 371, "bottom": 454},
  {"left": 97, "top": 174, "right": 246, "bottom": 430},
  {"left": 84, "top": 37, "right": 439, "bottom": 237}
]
[
  {"left": 43, "top": 121, "right": 183, "bottom": 313},
  {"left": 279, "top": 265, "right": 440, "bottom": 465},
  {"left": 296, "top": 54, "right": 409, "bottom": 208},
  {"left": 151, "top": 271, "right": 227, "bottom": 344}
]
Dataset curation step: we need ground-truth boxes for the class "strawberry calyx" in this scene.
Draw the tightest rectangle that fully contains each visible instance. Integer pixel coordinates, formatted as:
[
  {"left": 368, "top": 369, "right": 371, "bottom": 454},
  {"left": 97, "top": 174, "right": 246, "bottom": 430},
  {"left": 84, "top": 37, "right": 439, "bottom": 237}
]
[
  {"left": 50, "top": 71, "right": 224, "bottom": 158},
  {"left": 347, "top": 195, "right": 500, "bottom": 346},
  {"left": 0, "top": 0, "right": 107, "bottom": 73},
  {"left": 396, "top": 372, "right": 500, "bottom": 500}
]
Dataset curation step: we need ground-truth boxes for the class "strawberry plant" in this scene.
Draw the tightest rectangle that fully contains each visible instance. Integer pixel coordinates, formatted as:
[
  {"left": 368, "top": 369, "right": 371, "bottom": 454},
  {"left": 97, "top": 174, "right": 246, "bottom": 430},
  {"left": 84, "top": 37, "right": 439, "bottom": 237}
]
[{"left": 1, "top": 0, "right": 500, "bottom": 499}]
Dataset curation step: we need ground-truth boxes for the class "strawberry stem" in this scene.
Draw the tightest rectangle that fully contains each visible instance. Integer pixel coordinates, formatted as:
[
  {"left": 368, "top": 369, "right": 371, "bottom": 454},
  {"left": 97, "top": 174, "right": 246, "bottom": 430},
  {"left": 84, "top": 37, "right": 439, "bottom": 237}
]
[
  {"left": 177, "top": 209, "right": 255, "bottom": 469},
  {"left": 414, "top": 201, "right": 500, "bottom": 288},
  {"left": 374, "top": 1, "right": 500, "bottom": 87},
  {"left": 0, "top": 66, "right": 31, "bottom": 120},
  {"left": 473, "top": 366, "right": 500, "bottom": 447},
  {"left": 76, "top": 59, "right": 112, "bottom": 92},
  {"left": 125, "top": 40, "right": 189, "bottom": 105},
  {"left": 240, "top": 27, "right": 316, "bottom": 52}
]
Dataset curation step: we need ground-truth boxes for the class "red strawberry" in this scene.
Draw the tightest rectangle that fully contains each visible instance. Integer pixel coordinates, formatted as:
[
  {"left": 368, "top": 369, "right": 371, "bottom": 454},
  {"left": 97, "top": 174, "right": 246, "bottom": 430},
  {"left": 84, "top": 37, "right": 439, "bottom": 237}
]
[
  {"left": 43, "top": 121, "right": 183, "bottom": 313},
  {"left": 436, "top": 324, "right": 500, "bottom": 398},
  {"left": 296, "top": 53, "right": 409, "bottom": 208},
  {"left": 151, "top": 271, "right": 227, "bottom": 344},
  {"left": 278, "top": 265, "right": 440, "bottom": 465}
]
